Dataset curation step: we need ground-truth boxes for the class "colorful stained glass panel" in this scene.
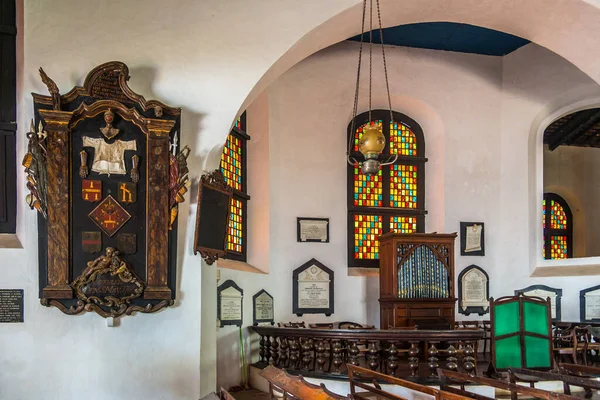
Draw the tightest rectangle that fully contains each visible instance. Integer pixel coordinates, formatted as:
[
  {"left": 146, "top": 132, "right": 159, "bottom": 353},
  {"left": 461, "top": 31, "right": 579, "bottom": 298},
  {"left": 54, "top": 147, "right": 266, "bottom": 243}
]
[
  {"left": 390, "top": 164, "right": 417, "bottom": 208},
  {"left": 220, "top": 134, "right": 242, "bottom": 191},
  {"left": 549, "top": 200, "right": 567, "bottom": 229},
  {"left": 235, "top": 117, "right": 242, "bottom": 130},
  {"left": 354, "top": 214, "right": 382, "bottom": 259},
  {"left": 390, "top": 122, "right": 417, "bottom": 156},
  {"left": 550, "top": 235, "right": 567, "bottom": 259},
  {"left": 227, "top": 198, "right": 243, "bottom": 253},
  {"left": 354, "top": 120, "right": 383, "bottom": 153},
  {"left": 390, "top": 216, "right": 417, "bottom": 233},
  {"left": 542, "top": 199, "right": 546, "bottom": 229},
  {"left": 354, "top": 167, "right": 382, "bottom": 207}
]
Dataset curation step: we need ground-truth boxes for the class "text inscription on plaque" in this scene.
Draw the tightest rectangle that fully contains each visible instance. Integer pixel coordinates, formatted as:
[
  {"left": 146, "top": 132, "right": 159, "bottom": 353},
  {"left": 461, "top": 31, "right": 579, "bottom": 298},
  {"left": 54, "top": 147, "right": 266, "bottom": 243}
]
[
  {"left": 0, "top": 289, "right": 24, "bottom": 323},
  {"left": 217, "top": 280, "right": 243, "bottom": 327},
  {"left": 297, "top": 218, "right": 329, "bottom": 243},
  {"left": 253, "top": 290, "right": 274, "bottom": 325},
  {"left": 516, "top": 285, "right": 562, "bottom": 321},
  {"left": 293, "top": 259, "right": 334, "bottom": 316},
  {"left": 458, "top": 265, "right": 489, "bottom": 316},
  {"left": 582, "top": 286, "right": 600, "bottom": 322}
]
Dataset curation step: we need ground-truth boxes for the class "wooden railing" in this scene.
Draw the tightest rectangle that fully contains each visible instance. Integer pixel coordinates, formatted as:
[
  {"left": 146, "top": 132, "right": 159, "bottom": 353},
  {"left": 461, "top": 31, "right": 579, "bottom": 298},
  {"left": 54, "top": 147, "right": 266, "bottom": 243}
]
[{"left": 250, "top": 325, "right": 485, "bottom": 378}]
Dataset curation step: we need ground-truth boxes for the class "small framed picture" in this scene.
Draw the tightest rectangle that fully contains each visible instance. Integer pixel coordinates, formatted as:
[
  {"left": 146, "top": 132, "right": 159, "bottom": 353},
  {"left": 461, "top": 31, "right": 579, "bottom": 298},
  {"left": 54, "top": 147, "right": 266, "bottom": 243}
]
[
  {"left": 460, "top": 222, "right": 485, "bottom": 256},
  {"left": 297, "top": 217, "right": 329, "bottom": 243}
]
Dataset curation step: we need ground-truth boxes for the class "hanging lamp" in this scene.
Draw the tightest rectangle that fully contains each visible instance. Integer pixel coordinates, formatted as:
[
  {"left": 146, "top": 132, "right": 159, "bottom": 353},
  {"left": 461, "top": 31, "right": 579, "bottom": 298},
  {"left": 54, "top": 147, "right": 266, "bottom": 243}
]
[{"left": 346, "top": 0, "right": 398, "bottom": 175}]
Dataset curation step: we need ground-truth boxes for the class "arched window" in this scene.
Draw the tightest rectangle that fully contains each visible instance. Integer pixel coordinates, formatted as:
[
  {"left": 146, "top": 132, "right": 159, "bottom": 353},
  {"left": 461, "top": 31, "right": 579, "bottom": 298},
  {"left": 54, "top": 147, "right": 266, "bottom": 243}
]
[
  {"left": 220, "top": 112, "right": 250, "bottom": 262},
  {"left": 347, "top": 110, "right": 427, "bottom": 269},
  {"left": 542, "top": 193, "right": 572, "bottom": 259}
]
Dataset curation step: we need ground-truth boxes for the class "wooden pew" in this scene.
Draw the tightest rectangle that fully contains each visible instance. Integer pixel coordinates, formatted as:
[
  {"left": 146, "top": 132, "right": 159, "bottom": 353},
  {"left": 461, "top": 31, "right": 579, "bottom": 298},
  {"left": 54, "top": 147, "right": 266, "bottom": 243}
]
[
  {"left": 348, "top": 365, "right": 487, "bottom": 400},
  {"left": 259, "top": 365, "right": 347, "bottom": 400},
  {"left": 439, "top": 369, "right": 577, "bottom": 400},
  {"left": 508, "top": 367, "right": 600, "bottom": 396}
]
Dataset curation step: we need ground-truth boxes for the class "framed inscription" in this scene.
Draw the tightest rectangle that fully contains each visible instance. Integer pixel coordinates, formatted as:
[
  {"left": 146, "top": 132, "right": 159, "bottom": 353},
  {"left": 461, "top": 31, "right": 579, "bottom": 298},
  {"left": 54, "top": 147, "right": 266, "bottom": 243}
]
[
  {"left": 458, "top": 265, "right": 489, "bottom": 316},
  {"left": 253, "top": 289, "right": 274, "bottom": 325},
  {"left": 293, "top": 258, "right": 334, "bottom": 316},
  {"left": 193, "top": 170, "right": 232, "bottom": 265},
  {"left": 217, "top": 280, "right": 243, "bottom": 328},
  {"left": 0, "top": 289, "right": 24, "bottom": 323},
  {"left": 460, "top": 222, "right": 485, "bottom": 256},
  {"left": 297, "top": 217, "right": 329, "bottom": 243},
  {"left": 515, "top": 285, "right": 562, "bottom": 322},
  {"left": 580, "top": 285, "right": 600, "bottom": 322}
]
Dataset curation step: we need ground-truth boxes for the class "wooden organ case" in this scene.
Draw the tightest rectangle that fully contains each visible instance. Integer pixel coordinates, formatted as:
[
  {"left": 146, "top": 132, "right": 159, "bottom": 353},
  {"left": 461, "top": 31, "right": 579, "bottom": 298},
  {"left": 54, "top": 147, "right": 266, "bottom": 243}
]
[{"left": 379, "top": 233, "right": 457, "bottom": 329}]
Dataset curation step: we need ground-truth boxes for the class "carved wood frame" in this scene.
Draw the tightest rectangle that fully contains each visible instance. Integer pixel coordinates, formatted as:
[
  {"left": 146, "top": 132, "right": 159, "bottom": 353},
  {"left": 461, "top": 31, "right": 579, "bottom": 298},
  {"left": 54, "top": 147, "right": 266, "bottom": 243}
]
[{"left": 32, "top": 61, "right": 182, "bottom": 316}]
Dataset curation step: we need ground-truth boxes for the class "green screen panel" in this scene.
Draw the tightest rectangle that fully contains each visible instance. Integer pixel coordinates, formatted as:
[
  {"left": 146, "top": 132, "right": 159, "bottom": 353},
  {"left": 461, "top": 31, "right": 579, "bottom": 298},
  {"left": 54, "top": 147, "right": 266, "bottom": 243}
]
[
  {"left": 493, "top": 302, "right": 520, "bottom": 336},
  {"left": 495, "top": 335, "right": 522, "bottom": 369},
  {"left": 524, "top": 335, "right": 551, "bottom": 368},
  {"left": 523, "top": 301, "right": 549, "bottom": 336}
]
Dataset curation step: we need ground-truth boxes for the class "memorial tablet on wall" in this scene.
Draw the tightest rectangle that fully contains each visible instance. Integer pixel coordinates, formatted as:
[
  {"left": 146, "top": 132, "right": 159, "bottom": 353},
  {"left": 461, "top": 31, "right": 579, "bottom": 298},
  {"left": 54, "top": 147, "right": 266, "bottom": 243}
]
[
  {"left": 458, "top": 265, "right": 489, "bottom": 316},
  {"left": 460, "top": 222, "right": 485, "bottom": 256},
  {"left": 26, "top": 62, "right": 189, "bottom": 318},
  {"left": 580, "top": 285, "right": 600, "bottom": 322},
  {"left": 0, "top": 289, "right": 24, "bottom": 323},
  {"left": 217, "top": 280, "right": 243, "bottom": 327},
  {"left": 253, "top": 289, "right": 274, "bottom": 325},
  {"left": 293, "top": 258, "right": 334, "bottom": 317},
  {"left": 297, "top": 217, "right": 329, "bottom": 243},
  {"left": 516, "top": 285, "right": 562, "bottom": 321}
]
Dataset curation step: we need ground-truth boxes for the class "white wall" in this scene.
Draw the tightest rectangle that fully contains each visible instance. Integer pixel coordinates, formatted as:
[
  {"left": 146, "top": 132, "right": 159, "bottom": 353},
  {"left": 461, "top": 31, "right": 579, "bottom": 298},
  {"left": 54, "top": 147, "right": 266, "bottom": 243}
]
[
  {"left": 216, "top": 41, "right": 600, "bottom": 389},
  {"left": 544, "top": 145, "right": 600, "bottom": 257}
]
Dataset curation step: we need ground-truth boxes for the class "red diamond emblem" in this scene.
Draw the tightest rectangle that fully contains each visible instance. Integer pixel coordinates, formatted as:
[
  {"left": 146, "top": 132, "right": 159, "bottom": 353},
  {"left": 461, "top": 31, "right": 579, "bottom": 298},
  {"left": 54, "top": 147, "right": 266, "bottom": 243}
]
[{"left": 88, "top": 195, "right": 131, "bottom": 237}]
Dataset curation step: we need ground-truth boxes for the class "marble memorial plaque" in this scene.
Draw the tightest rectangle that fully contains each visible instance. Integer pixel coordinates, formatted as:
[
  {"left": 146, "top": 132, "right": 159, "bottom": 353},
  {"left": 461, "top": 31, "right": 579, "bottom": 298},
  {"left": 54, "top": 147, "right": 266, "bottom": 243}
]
[
  {"left": 458, "top": 265, "right": 489, "bottom": 316},
  {"left": 297, "top": 217, "right": 329, "bottom": 243},
  {"left": 0, "top": 289, "right": 24, "bottom": 323},
  {"left": 253, "top": 290, "right": 274, "bottom": 325},
  {"left": 293, "top": 258, "right": 334, "bottom": 316},
  {"left": 516, "top": 285, "right": 562, "bottom": 321},
  {"left": 584, "top": 288, "right": 600, "bottom": 321},
  {"left": 217, "top": 280, "right": 243, "bottom": 327}
]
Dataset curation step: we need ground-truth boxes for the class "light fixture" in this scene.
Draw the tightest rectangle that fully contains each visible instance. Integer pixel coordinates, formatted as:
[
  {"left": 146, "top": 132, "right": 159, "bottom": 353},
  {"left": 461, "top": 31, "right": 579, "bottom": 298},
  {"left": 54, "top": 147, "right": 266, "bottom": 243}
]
[{"left": 346, "top": 0, "right": 398, "bottom": 175}]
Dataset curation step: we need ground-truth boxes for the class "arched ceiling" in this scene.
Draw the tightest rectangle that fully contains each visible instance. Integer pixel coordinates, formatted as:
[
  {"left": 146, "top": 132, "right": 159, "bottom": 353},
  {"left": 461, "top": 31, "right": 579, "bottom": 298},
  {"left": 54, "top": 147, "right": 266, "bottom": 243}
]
[{"left": 348, "top": 22, "right": 529, "bottom": 56}]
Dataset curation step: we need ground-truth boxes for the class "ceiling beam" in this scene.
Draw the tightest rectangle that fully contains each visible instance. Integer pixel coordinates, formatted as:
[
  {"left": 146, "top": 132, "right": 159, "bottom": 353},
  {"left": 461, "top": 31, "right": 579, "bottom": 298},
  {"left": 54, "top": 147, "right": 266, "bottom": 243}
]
[{"left": 548, "top": 109, "right": 600, "bottom": 151}]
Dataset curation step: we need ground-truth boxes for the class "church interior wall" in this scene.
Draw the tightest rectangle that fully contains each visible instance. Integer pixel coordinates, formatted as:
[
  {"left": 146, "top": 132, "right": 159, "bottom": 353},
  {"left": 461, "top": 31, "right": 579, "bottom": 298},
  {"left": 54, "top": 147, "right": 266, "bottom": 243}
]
[{"left": 216, "top": 40, "right": 600, "bottom": 389}]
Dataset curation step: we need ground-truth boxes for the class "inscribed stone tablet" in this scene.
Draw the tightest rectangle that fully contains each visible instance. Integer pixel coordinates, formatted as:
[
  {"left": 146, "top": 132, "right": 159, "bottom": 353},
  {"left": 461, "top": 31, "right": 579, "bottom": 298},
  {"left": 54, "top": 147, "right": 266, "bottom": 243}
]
[
  {"left": 253, "top": 290, "right": 274, "bottom": 324},
  {"left": 461, "top": 268, "right": 488, "bottom": 311},
  {"left": 585, "top": 288, "right": 600, "bottom": 320},
  {"left": 298, "top": 265, "right": 330, "bottom": 309},
  {"left": 220, "top": 286, "right": 243, "bottom": 322},
  {"left": 0, "top": 289, "right": 24, "bottom": 323},
  {"left": 524, "top": 288, "right": 557, "bottom": 319}
]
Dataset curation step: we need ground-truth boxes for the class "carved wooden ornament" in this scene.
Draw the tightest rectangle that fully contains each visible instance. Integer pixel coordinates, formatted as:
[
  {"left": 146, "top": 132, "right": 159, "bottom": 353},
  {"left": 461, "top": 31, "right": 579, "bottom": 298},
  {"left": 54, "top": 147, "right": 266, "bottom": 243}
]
[{"left": 28, "top": 62, "right": 188, "bottom": 317}]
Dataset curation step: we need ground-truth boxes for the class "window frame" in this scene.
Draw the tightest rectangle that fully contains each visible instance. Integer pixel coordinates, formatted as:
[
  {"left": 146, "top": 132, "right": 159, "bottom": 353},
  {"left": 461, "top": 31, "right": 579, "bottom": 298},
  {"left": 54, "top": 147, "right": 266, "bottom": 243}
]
[
  {"left": 221, "top": 112, "right": 250, "bottom": 262},
  {"left": 543, "top": 192, "right": 572, "bottom": 260},
  {"left": 347, "top": 110, "right": 427, "bottom": 269},
  {"left": 0, "top": 0, "right": 16, "bottom": 234}
]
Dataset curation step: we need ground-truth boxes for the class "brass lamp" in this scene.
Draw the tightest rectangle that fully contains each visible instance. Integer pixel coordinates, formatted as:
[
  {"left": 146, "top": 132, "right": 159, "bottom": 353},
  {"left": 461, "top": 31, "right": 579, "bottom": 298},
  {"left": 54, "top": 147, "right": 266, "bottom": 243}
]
[{"left": 347, "top": 0, "right": 398, "bottom": 175}]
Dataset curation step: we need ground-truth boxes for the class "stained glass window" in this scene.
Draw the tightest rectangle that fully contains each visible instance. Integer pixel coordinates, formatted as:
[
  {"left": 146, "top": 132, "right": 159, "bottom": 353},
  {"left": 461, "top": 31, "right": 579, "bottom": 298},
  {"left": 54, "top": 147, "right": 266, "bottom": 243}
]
[
  {"left": 354, "top": 214, "right": 382, "bottom": 259},
  {"left": 347, "top": 110, "right": 426, "bottom": 269},
  {"left": 390, "top": 121, "right": 417, "bottom": 156},
  {"left": 220, "top": 111, "right": 250, "bottom": 262},
  {"left": 353, "top": 166, "right": 382, "bottom": 207},
  {"left": 542, "top": 193, "right": 571, "bottom": 260},
  {"left": 390, "top": 216, "right": 417, "bottom": 233},
  {"left": 390, "top": 164, "right": 417, "bottom": 208},
  {"left": 227, "top": 198, "right": 243, "bottom": 253},
  {"left": 221, "top": 134, "right": 242, "bottom": 191}
]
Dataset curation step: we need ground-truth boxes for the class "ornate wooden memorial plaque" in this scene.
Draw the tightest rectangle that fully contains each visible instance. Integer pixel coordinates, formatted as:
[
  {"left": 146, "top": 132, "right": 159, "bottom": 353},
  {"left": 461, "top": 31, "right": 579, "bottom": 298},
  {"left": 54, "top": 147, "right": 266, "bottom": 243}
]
[
  {"left": 193, "top": 170, "right": 232, "bottom": 265},
  {"left": 217, "top": 280, "right": 243, "bottom": 327},
  {"left": 293, "top": 258, "right": 334, "bottom": 317},
  {"left": 253, "top": 289, "right": 274, "bottom": 325},
  {"left": 25, "top": 62, "right": 190, "bottom": 317},
  {"left": 458, "top": 265, "right": 489, "bottom": 316},
  {"left": 516, "top": 285, "right": 562, "bottom": 322}
]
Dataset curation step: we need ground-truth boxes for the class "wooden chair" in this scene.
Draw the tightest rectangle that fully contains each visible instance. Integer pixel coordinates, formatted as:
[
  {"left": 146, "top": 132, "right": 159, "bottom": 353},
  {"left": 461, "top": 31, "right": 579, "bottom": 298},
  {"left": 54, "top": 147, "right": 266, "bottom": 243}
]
[
  {"left": 553, "top": 325, "right": 588, "bottom": 365},
  {"left": 259, "top": 365, "right": 347, "bottom": 400},
  {"left": 481, "top": 320, "right": 491, "bottom": 356}
]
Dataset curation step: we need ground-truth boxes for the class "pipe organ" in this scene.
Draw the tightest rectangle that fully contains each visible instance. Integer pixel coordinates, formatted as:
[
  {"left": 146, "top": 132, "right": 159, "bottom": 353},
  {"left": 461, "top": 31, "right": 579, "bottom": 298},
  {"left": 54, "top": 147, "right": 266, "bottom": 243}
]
[{"left": 379, "top": 233, "right": 457, "bottom": 329}]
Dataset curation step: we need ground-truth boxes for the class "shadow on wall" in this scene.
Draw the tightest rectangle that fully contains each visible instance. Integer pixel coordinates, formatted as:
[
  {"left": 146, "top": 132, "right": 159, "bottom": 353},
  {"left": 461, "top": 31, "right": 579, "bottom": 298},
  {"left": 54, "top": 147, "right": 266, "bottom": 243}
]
[{"left": 127, "top": 65, "right": 206, "bottom": 304}]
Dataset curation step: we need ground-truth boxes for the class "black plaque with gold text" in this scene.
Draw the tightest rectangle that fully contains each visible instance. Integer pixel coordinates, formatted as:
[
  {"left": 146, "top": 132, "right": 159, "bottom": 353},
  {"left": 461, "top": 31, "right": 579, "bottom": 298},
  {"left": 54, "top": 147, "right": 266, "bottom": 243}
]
[{"left": 0, "top": 289, "right": 24, "bottom": 322}]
